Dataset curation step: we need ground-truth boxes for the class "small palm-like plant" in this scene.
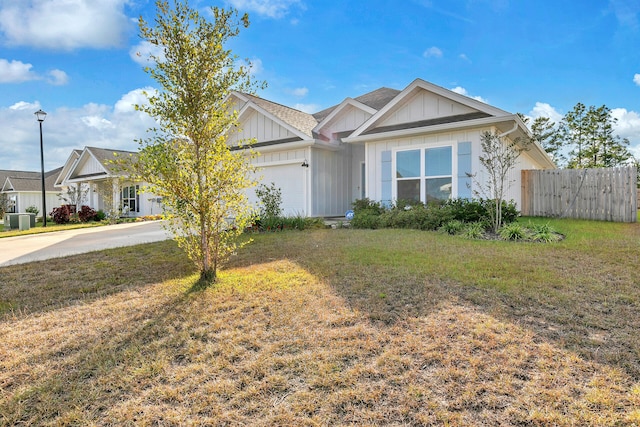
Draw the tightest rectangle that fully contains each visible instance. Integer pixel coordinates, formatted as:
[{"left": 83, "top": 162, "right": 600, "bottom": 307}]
[
  {"left": 499, "top": 222, "right": 529, "bottom": 241},
  {"left": 463, "top": 221, "right": 486, "bottom": 239}
]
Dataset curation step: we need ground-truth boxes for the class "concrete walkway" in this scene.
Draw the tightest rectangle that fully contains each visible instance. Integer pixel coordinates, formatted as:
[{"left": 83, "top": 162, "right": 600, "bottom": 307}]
[{"left": 0, "top": 221, "right": 171, "bottom": 267}]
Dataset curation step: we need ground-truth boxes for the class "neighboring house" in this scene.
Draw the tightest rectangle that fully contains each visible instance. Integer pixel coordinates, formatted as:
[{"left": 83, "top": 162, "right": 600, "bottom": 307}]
[
  {"left": 55, "top": 147, "right": 163, "bottom": 217},
  {"left": 0, "top": 168, "right": 63, "bottom": 215},
  {"left": 227, "top": 78, "right": 555, "bottom": 216}
]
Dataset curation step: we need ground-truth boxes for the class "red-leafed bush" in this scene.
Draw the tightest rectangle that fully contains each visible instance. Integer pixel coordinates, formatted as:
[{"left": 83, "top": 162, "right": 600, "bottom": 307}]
[
  {"left": 78, "top": 205, "right": 97, "bottom": 222},
  {"left": 51, "top": 205, "right": 71, "bottom": 224}
]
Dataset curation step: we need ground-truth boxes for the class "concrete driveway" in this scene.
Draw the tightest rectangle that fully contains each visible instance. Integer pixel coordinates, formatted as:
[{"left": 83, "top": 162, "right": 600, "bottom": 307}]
[{"left": 0, "top": 221, "right": 171, "bottom": 267}]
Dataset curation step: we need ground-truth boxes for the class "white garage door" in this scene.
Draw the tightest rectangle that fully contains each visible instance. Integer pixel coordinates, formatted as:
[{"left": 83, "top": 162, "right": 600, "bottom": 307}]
[{"left": 251, "top": 163, "right": 307, "bottom": 216}]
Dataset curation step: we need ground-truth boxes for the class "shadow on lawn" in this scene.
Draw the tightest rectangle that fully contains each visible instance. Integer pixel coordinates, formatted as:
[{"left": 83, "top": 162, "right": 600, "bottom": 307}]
[
  {"left": 0, "top": 240, "right": 195, "bottom": 319},
  {"left": 229, "top": 227, "right": 640, "bottom": 381}
]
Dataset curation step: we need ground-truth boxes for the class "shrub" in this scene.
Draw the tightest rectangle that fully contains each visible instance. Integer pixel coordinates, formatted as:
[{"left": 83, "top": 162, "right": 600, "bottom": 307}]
[
  {"left": 25, "top": 205, "right": 39, "bottom": 216},
  {"left": 255, "top": 182, "right": 283, "bottom": 219},
  {"left": 529, "top": 222, "right": 562, "bottom": 243},
  {"left": 445, "top": 198, "right": 519, "bottom": 226},
  {"left": 351, "top": 198, "right": 386, "bottom": 229},
  {"left": 439, "top": 219, "right": 464, "bottom": 235},
  {"left": 78, "top": 205, "right": 97, "bottom": 222},
  {"left": 95, "top": 210, "right": 107, "bottom": 221},
  {"left": 463, "top": 221, "right": 486, "bottom": 239},
  {"left": 50, "top": 205, "right": 72, "bottom": 224},
  {"left": 499, "top": 222, "right": 529, "bottom": 241}
]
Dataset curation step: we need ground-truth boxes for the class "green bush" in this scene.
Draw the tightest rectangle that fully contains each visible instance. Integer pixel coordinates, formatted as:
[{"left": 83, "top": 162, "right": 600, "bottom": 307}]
[
  {"left": 499, "top": 222, "right": 529, "bottom": 241},
  {"left": 95, "top": 210, "right": 107, "bottom": 221},
  {"left": 529, "top": 222, "right": 561, "bottom": 243},
  {"left": 439, "top": 219, "right": 464, "bottom": 235},
  {"left": 255, "top": 182, "right": 283, "bottom": 219},
  {"left": 25, "top": 205, "right": 39, "bottom": 216},
  {"left": 463, "top": 221, "right": 486, "bottom": 239}
]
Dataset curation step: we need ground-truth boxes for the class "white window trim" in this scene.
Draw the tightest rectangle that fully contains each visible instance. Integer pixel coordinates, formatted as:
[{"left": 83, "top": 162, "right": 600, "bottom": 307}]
[{"left": 391, "top": 142, "right": 458, "bottom": 203}]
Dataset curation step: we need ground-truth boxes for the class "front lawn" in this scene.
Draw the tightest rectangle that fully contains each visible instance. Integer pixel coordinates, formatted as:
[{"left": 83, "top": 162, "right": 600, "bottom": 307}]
[{"left": 1, "top": 218, "right": 639, "bottom": 425}]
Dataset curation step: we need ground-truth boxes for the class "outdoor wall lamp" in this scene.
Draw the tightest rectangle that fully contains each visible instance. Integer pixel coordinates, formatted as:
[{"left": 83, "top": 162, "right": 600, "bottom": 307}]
[
  {"left": 35, "top": 109, "right": 47, "bottom": 227},
  {"left": 301, "top": 159, "right": 309, "bottom": 167}
]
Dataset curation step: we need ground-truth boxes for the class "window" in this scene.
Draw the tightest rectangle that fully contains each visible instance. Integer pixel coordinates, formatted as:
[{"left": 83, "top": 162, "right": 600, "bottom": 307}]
[
  {"left": 121, "top": 185, "right": 139, "bottom": 213},
  {"left": 394, "top": 146, "right": 453, "bottom": 203}
]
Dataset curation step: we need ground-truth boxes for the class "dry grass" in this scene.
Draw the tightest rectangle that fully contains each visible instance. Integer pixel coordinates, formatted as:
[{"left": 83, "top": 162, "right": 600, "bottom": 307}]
[{"left": 1, "top": 219, "right": 639, "bottom": 425}]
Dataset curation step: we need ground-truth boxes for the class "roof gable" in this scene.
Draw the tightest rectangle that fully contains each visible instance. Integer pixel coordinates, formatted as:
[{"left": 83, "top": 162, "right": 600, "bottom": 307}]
[
  {"left": 66, "top": 147, "right": 136, "bottom": 182},
  {"left": 228, "top": 92, "right": 315, "bottom": 146},
  {"left": 350, "top": 78, "right": 510, "bottom": 138},
  {"left": 312, "top": 98, "right": 377, "bottom": 140}
]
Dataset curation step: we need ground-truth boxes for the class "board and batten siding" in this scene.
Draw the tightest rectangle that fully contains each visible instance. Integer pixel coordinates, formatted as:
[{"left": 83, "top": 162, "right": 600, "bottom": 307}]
[
  {"left": 378, "top": 90, "right": 477, "bottom": 128},
  {"left": 229, "top": 110, "right": 296, "bottom": 145},
  {"left": 316, "top": 105, "right": 373, "bottom": 141}
]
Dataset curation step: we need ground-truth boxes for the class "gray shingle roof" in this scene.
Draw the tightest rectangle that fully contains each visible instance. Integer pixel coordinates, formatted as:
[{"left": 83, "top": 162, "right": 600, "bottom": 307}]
[
  {"left": 2, "top": 167, "right": 62, "bottom": 192},
  {"left": 243, "top": 93, "right": 318, "bottom": 138},
  {"left": 312, "top": 87, "right": 401, "bottom": 123},
  {"left": 85, "top": 147, "right": 138, "bottom": 175}
]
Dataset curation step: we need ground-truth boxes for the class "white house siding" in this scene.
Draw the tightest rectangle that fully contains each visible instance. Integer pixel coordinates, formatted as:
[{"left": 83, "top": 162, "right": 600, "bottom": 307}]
[
  {"left": 70, "top": 155, "right": 105, "bottom": 179},
  {"left": 310, "top": 146, "right": 354, "bottom": 217},
  {"left": 229, "top": 110, "right": 296, "bottom": 145},
  {"left": 317, "top": 105, "right": 373, "bottom": 141},
  {"left": 11, "top": 192, "right": 62, "bottom": 215},
  {"left": 379, "top": 90, "right": 477, "bottom": 128},
  {"left": 251, "top": 147, "right": 309, "bottom": 216}
]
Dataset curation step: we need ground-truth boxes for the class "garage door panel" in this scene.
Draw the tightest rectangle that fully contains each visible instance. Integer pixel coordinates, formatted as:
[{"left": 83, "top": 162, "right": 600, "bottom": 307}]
[{"left": 251, "top": 164, "right": 306, "bottom": 216}]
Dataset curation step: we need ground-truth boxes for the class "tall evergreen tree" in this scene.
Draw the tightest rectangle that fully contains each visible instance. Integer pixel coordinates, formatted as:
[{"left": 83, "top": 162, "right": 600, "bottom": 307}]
[{"left": 531, "top": 116, "right": 565, "bottom": 166}]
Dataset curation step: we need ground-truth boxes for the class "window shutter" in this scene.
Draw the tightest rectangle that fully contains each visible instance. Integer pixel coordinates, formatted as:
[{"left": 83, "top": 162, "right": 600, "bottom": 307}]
[
  {"left": 457, "top": 142, "right": 472, "bottom": 199},
  {"left": 381, "top": 150, "right": 392, "bottom": 207}
]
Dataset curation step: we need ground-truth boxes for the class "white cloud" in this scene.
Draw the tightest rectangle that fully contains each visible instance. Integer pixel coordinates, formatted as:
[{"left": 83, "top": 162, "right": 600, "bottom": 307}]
[
  {"left": 9, "top": 101, "right": 39, "bottom": 111},
  {"left": 527, "top": 102, "right": 564, "bottom": 124},
  {"left": 0, "top": 0, "right": 132, "bottom": 50},
  {"left": 47, "top": 69, "right": 69, "bottom": 86},
  {"left": 225, "top": 0, "right": 303, "bottom": 18},
  {"left": 0, "top": 89, "right": 157, "bottom": 171},
  {"left": 459, "top": 53, "right": 471, "bottom": 62},
  {"left": 634, "top": 73, "right": 640, "bottom": 86},
  {"left": 611, "top": 108, "right": 640, "bottom": 156},
  {"left": 423, "top": 46, "right": 443, "bottom": 58},
  {"left": 129, "top": 41, "right": 166, "bottom": 66},
  {"left": 450, "top": 86, "right": 488, "bottom": 104},
  {"left": 291, "top": 87, "right": 308, "bottom": 97},
  {"left": 0, "top": 58, "right": 69, "bottom": 85},
  {"left": 0, "top": 59, "right": 37, "bottom": 83},
  {"left": 114, "top": 87, "right": 155, "bottom": 114}
]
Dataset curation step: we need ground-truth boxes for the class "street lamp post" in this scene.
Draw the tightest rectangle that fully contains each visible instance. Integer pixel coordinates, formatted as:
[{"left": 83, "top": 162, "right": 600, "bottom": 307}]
[{"left": 35, "top": 109, "right": 47, "bottom": 227}]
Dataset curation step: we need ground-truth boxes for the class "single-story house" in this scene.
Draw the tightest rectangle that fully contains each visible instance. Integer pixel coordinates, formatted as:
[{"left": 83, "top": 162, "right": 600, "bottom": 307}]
[
  {"left": 228, "top": 78, "right": 555, "bottom": 217},
  {"left": 1, "top": 168, "right": 64, "bottom": 215},
  {"left": 55, "top": 146, "right": 163, "bottom": 217}
]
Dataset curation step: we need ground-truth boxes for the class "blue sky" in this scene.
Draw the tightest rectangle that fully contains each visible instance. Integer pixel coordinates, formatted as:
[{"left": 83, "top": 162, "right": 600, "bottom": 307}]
[{"left": 1, "top": 0, "right": 639, "bottom": 171}]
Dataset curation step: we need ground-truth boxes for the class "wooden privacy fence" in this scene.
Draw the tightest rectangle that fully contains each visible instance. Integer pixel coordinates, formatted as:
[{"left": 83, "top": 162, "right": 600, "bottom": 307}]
[{"left": 521, "top": 166, "right": 637, "bottom": 223}]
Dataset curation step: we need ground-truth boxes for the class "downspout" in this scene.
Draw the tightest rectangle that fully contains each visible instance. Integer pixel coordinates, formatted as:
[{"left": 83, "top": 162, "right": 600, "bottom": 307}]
[{"left": 498, "top": 120, "right": 518, "bottom": 138}]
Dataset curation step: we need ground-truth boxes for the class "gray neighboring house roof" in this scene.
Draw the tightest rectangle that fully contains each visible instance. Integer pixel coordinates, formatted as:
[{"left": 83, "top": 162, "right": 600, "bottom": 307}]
[
  {"left": 84, "top": 146, "right": 138, "bottom": 176},
  {"left": 1, "top": 168, "right": 62, "bottom": 192}
]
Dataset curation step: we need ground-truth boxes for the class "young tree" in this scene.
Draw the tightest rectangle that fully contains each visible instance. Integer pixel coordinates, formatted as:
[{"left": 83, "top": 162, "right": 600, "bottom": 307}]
[
  {"left": 470, "top": 131, "right": 529, "bottom": 233},
  {"left": 134, "top": 0, "right": 264, "bottom": 284}
]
